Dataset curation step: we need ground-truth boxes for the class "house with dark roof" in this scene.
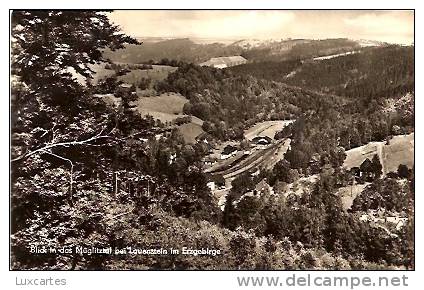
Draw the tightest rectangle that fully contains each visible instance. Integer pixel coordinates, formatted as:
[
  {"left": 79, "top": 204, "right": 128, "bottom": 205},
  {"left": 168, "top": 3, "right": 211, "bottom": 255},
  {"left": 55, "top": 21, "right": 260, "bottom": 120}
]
[
  {"left": 251, "top": 136, "right": 273, "bottom": 146},
  {"left": 220, "top": 145, "right": 238, "bottom": 159},
  {"left": 204, "top": 156, "right": 218, "bottom": 166},
  {"left": 206, "top": 174, "right": 225, "bottom": 191}
]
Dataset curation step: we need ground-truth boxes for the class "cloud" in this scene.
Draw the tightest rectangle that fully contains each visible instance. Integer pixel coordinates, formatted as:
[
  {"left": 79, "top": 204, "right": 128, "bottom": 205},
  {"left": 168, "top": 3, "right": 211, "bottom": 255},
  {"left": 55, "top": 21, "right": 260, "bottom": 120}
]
[
  {"left": 109, "top": 10, "right": 413, "bottom": 44},
  {"left": 110, "top": 10, "right": 295, "bottom": 39},
  {"left": 344, "top": 11, "right": 413, "bottom": 43},
  {"left": 189, "top": 11, "right": 296, "bottom": 38}
]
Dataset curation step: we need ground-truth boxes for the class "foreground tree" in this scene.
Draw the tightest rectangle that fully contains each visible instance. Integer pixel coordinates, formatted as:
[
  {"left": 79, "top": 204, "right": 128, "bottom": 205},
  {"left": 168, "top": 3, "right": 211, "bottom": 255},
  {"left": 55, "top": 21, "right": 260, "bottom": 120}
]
[
  {"left": 11, "top": 10, "right": 140, "bottom": 165},
  {"left": 11, "top": 11, "right": 223, "bottom": 270},
  {"left": 10, "top": 10, "right": 142, "bottom": 268}
]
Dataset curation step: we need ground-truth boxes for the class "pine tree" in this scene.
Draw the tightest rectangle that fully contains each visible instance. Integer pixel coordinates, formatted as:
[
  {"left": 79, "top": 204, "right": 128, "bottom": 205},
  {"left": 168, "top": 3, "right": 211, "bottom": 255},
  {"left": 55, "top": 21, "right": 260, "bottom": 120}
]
[
  {"left": 371, "top": 154, "right": 383, "bottom": 178},
  {"left": 10, "top": 11, "right": 141, "bottom": 269}
]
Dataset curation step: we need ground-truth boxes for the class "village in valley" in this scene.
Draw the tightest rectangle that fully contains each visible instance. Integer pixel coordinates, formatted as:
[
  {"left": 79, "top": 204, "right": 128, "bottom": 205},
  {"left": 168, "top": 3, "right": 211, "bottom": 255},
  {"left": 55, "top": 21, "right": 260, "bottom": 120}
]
[
  {"left": 88, "top": 40, "right": 414, "bottom": 249},
  {"left": 11, "top": 10, "right": 414, "bottom": 270},
  {"left": 91, "top": 41, "right": 414, "bottom": 247}
]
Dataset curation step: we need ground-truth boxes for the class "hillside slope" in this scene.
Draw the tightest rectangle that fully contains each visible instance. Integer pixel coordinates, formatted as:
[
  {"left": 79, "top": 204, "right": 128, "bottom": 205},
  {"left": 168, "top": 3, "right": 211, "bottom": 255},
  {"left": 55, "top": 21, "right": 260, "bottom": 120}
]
[{"left": 343, "top": 133, "right": 414, "bottom": 175}]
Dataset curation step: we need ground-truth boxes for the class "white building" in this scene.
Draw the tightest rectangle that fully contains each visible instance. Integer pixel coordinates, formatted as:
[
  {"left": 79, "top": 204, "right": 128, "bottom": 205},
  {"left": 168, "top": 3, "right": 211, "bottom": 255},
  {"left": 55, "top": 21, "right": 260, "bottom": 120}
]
[
  {"left": 199, "top": 56, "right": 247, "bottom": 69},
  {"left": 207, "top": 181, "right": 216, "bottom": 191}
]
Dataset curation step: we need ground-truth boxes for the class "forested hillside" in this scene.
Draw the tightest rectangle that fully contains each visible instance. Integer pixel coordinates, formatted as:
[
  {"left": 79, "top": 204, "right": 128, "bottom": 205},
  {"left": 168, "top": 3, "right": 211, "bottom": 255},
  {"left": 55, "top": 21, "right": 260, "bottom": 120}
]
[
  {"left": 241, "top": 38, "right": 360, "bottom": 62},
  {"left": 10, "top": 11, "right": 414, "bottom": 270},
  {"left": 103, "top": 38, "right": 243, "bottom": 64},
  {"left": 104, "top": 37, "right": 362, "bottom": 64},
  {"left": 230, "top": 45, "right": 414, "bottom": 100},
  {"left": 155, "top": 64, "right": 346, "bottom": 140},
  {"left": 11, "top": 11, "right": 220, "bottom": 270}
]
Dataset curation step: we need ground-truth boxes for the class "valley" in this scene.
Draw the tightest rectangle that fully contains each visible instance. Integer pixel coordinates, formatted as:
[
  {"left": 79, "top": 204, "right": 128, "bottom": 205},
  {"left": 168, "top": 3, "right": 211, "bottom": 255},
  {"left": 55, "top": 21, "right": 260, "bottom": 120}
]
[{"left": 11, "top": 10, "right": 414, "bottom": 271}]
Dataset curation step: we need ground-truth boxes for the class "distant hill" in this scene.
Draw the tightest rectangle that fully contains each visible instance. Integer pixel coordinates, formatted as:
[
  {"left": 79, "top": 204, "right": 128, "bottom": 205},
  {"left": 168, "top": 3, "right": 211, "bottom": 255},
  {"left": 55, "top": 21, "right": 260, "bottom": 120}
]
[
  {"left": 229, "top": 45, "right": 414, "bottom": 100},
  {"left": 103, "top": 38, "right": 243, "bottom": 64},
  {"left": 283, "top": 45, "right": 414, "bottom": 99},
  {"left": 239, "top": 38, "right": 362, "bottom": 62},
  {"left": 230, "top": 38, "right": 287, "bottom": 49},
  {"left": 103, "top": 37, "right": 378, "bottom": 65}
]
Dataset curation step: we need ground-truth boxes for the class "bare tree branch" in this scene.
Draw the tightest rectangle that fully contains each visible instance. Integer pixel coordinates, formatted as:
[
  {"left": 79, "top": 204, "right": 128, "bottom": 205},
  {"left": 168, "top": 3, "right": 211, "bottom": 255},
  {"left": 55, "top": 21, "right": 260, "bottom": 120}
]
[
  {"left": 105, "top": 210, "right": 133, "bottom": 221},
  {"left": 11, "top": 128, "right": 116, "bottom": 162}
]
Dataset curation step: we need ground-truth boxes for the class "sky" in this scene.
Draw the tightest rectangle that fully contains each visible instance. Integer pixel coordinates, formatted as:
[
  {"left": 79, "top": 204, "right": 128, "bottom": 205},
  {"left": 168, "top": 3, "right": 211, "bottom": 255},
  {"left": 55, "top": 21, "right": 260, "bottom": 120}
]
[{"left": 108, "top": 10, "right": 414, "bottom": 45}]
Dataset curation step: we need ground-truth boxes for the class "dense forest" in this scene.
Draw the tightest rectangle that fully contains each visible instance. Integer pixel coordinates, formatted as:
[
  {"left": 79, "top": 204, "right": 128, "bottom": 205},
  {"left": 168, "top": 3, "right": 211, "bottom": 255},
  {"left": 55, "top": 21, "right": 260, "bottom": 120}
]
[
  {"left": 223, "top": 170, "right": 413, "bottom": 267},
  {"left": 155, "top": 54, "right": 413, "bottom": 147},
  {"left": 11, "top": 11, "right": 220, "bottom": 270},
  {"left": 155, "top": 64, "right": 347, "bottom": 140},
  {"left": 240, "top": 38, "right": 360, "bottom": 62},
  {"left": 229, "top": 45, "right": 414, "bottom": 100},
  {"left": 10, "top": 11, "right": 414, "bottom": 270},
  {"left": 103, "top": 38, "right": 243, "bottom": 64},
  {"left": 104, "top": 37, "right": 362, "bottom": 64}
]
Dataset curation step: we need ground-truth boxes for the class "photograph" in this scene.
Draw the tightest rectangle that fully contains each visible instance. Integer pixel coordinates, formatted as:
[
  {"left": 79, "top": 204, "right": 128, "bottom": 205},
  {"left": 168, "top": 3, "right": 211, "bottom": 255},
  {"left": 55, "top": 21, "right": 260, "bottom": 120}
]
[{"left": 10, "top": 9, "right": 414, "bottom": 271}]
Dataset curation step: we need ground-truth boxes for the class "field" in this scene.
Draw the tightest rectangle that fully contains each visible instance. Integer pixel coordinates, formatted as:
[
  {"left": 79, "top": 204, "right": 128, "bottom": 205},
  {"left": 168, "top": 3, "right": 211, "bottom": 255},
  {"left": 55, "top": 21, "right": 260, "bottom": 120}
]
[
  {"left": 136, "top": 93, "right": 189, "bottom": 122},
  {"left": 136, "top": 93, "right": 204, "bottom": 143},
  {"left": 177, "top": 122, "right": 204, "bottom": 144},
  {"left": 337, "top": 183, "right": 370, "bottom": 210},
  {"left": 90, "top": 63, "right": 197, "bottom": 124},
  {"left": 244, "top": 120, "right": 294, "bottom": 140},
  {"left": 83, "top": 63, "right": 205, "bottom": 143},
  {"left": 90, "top": 61, "right": 203, "bottom": 142},
  {"left": 312, "top": 50, "right": 359, "bottom": 61},
  {"left": 119, "top": 65, "right": 177, "bottom": 84},
  {"left": 383, "top": 133, "right": 415, "bottom": 173},
  {"left": 89, "top": 63, "right": 176, "bottom": 85},
  {"left": 343, "top": 133, "right": 414, "bottom": 175},
  {"left": 90, "top": 63, "right": 114, "bottom": 83}
]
